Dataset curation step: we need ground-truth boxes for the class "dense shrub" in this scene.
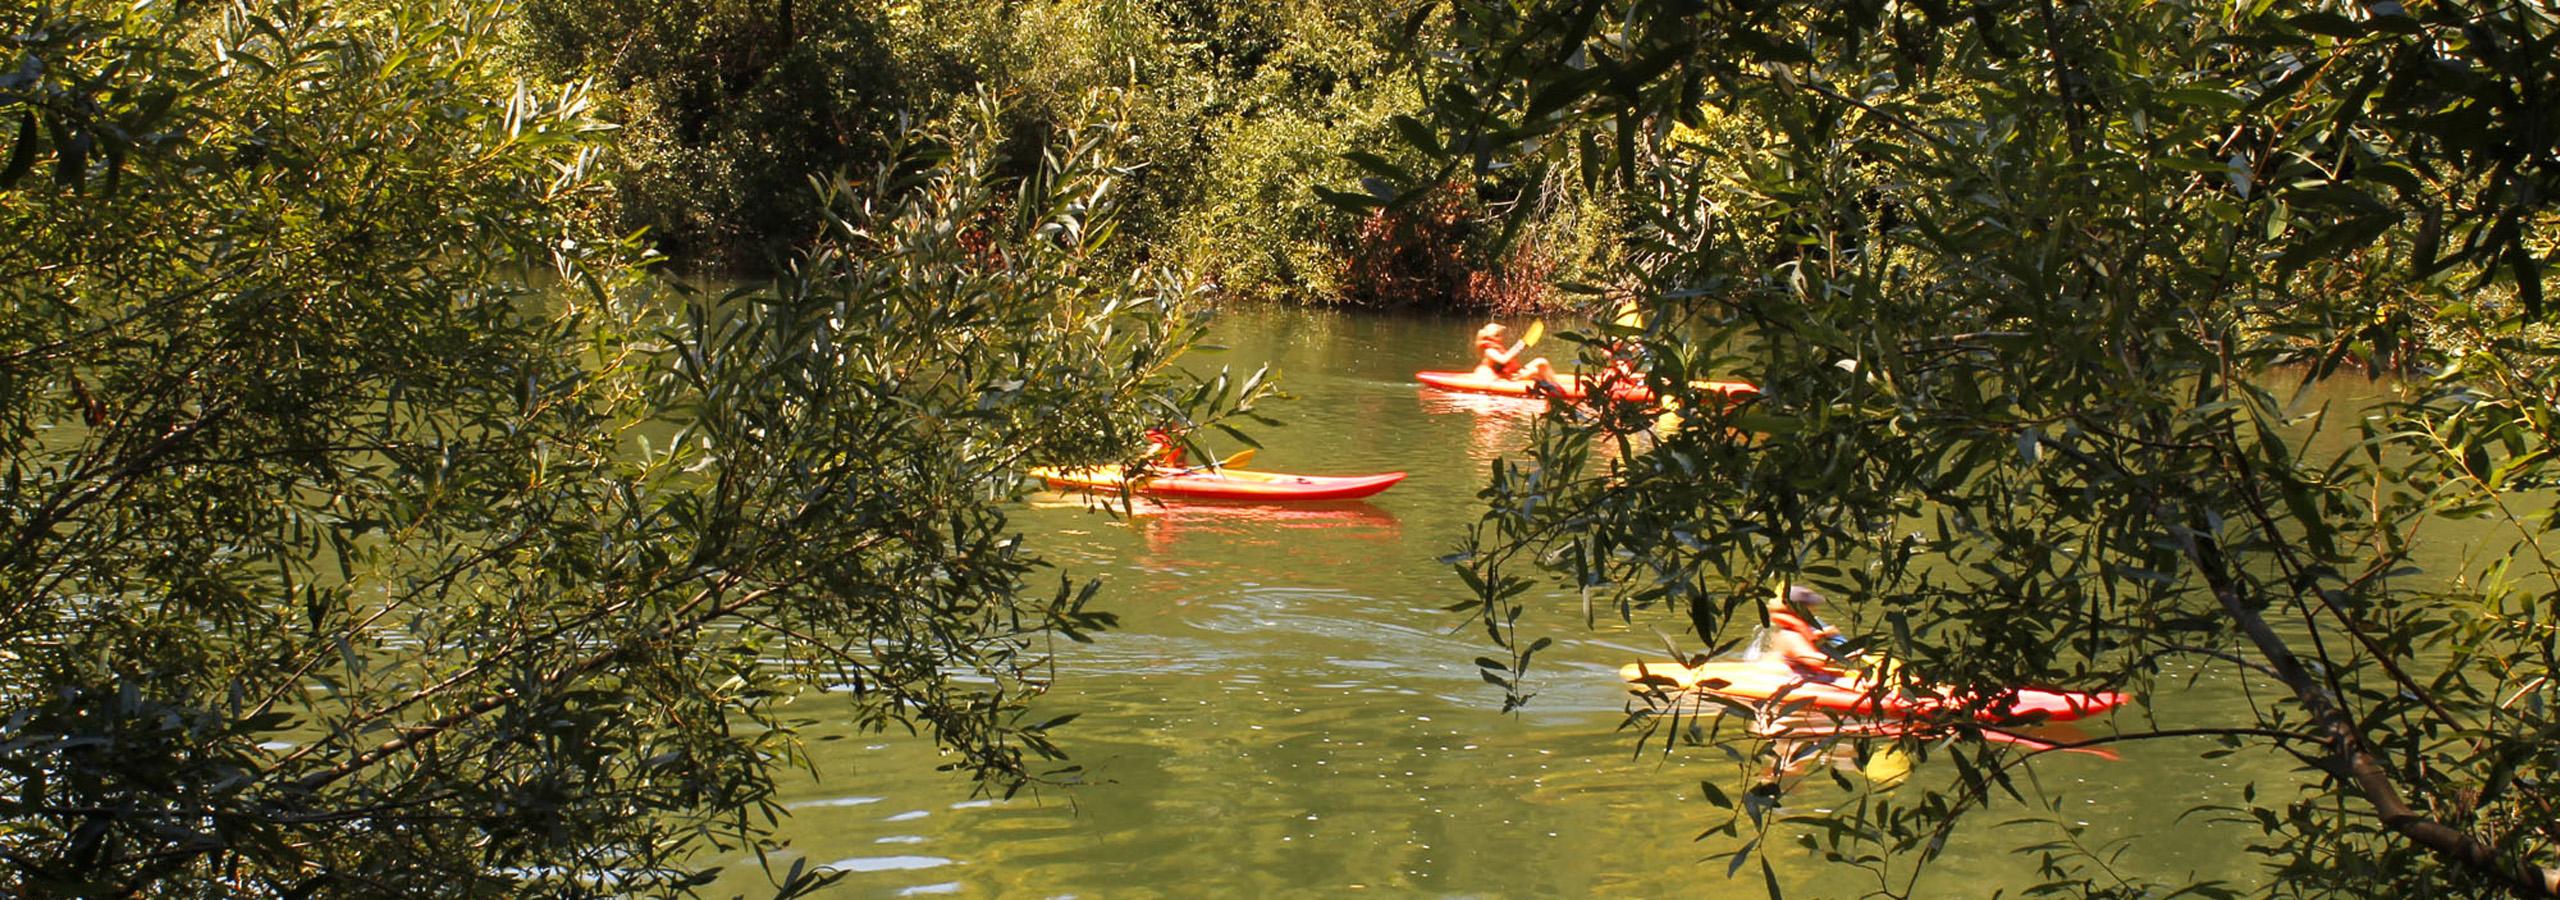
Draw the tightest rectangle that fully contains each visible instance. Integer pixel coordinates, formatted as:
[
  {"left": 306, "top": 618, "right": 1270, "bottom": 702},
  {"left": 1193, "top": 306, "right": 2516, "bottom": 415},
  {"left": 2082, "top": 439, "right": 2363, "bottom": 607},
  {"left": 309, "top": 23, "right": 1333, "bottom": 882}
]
[
  {"left": 514, "top": 0, "right": 1620, "bottom": 308},
  {"left": 518, "top": 0, "right": 910, "bottom": 271},
  {"left": 1329, "top": 183, "right": 1554, "bottom": 311}
]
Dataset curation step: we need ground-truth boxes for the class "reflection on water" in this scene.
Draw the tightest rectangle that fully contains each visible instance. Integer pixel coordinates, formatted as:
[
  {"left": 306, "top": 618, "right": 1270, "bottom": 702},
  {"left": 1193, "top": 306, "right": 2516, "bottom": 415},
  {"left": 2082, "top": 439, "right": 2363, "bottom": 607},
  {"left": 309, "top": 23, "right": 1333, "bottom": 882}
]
[
  {"left": 1125, "top": 497, "right": 1399, "bottom": 529},
  {"left": 1028, "top": 491, "right": 1402, "bottom": 566},
  {"left": 717, "top": 305, "right": 2293, "bottom": 897},
  {"left": 788, "top": 795, "right": 884, "bottom": 810},
  {"left": 1414, "top": 387, "right": 1540, "bottom": 464},
  {"left": 824, "top": 855, "right": 953, "bottom": 873},
  {"left": 1129, "top": 498, "right": 1400, "bottom": 555}
]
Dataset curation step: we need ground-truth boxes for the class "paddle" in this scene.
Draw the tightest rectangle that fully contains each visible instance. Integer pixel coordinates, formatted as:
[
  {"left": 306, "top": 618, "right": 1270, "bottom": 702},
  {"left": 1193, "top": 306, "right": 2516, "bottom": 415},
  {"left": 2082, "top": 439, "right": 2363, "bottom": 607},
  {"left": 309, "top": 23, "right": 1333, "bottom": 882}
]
[
  {"left": 1168, "top": 447, "right": 1255, "bottom": 476},
  {"left": 1613, "top": 300, "right": 1644, "bottom": 328},
  {"left": 1497, "top": 320, "right": 1548, "bottom": 372}
]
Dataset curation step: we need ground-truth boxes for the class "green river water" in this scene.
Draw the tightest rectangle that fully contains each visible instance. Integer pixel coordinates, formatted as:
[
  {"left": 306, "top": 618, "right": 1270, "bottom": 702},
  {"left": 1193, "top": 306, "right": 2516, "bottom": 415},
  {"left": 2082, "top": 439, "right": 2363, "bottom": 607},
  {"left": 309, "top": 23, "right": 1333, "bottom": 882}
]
[{"left": 717, "top": 304, "right": 2331, "bottom": 898}]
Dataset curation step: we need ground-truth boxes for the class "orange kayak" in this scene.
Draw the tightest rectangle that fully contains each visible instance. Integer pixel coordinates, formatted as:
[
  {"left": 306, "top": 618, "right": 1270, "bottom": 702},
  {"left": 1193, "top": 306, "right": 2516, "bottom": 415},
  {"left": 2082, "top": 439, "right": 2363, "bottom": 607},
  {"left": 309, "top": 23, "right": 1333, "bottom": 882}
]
[
  {"left": 1750, "top": 718, "right": 2120, "bottom": 758},
  {"left": 1619, "top": 659, "right": 2125, "bottom": 724},
  {"left": 1414, "top": 370, "right": 1758, "bottom": 404},
  {"left": 1031, "top": 466, "right": 1406, "bottom": 502}
]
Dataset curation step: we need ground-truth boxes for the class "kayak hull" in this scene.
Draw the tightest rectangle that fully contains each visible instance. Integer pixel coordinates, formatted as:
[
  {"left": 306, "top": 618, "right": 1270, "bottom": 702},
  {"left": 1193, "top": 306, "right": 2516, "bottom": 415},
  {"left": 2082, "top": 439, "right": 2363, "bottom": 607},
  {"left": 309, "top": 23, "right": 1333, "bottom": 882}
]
[
  {"left": 1619, "top": 659, "right": 2125, "bottom": 724},
  {"left": 1415, "top": 369, "right": 1601, "bottom": 399},
  {"left": 1032, "top": 466, "right": 1407, "bottom": 502},
  {"left": 1414, "top": 370, "right": 1758, "bottom": 405},
  {"left": 1754, "top": 719, "right": 2120, "bottom": 759}
]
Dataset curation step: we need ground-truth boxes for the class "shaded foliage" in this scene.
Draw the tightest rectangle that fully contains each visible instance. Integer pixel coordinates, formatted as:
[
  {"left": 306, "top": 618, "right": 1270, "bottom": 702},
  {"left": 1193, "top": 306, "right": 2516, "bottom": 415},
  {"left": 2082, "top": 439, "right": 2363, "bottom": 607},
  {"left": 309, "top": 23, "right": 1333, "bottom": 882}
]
[
  {"left": 513, "top": 0, "right": 1614, "bottom": 308},
  {"left": 517, "top": 0, "right": 910, "bottom": 269},
  {"left": 1377, "top": 0, "right": 2560, "bottom": 895},
  {"left": 0, "top": 0, "right": 1254, "bottom": 893},
  {"left": 1338, "top": 181, "right": 1561, "bottom": 311}
]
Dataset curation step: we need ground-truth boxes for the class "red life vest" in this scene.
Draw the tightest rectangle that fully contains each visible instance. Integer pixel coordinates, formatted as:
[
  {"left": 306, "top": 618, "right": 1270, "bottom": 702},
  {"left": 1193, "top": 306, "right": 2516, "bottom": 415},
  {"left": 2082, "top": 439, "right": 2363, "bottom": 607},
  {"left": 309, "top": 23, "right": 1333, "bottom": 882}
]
[
  {"left": 1767, "top": 608, "right": 1846, "bottom": 676},
  {"left": 1143, "top": 429, "right": 1183, "bottom": 466},
  {"left": 1476, "top": 335, "right": 1517, "bottom": 376},
  {"left": 1769, "top": 609, "right": 1825, "bottom": 641}
]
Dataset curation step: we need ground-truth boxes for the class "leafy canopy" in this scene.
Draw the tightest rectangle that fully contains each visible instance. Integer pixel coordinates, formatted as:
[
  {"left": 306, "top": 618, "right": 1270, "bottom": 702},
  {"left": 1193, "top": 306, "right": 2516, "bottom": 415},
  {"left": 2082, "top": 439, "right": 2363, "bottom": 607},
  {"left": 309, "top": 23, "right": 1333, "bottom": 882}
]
[
  {"left": 0, "top": 1, "right": 1254, "bottom": 894},
  {"left": 1379, "top": 0, "right": 2560, "bottom": 895}
]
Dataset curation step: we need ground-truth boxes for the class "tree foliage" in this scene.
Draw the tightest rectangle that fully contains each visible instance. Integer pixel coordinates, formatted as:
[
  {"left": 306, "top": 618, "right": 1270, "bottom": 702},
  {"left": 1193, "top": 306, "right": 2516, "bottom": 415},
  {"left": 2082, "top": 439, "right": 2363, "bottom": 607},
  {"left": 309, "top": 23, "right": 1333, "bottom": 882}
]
[
  {"left": 0, "top": 1, "right": 1249, "bottom": 892},
  {"left": 517, "top": 0, "right": 910, "bottom": 269},
  {"left": 515, "top": 0, "right": 1610, "bottom": 308},
  {"left": 1392, "top": 0, "right": 2560, "bottom": 894},
  {"left": 877, "top": 0, "right": 1472, "bottom": 304}
]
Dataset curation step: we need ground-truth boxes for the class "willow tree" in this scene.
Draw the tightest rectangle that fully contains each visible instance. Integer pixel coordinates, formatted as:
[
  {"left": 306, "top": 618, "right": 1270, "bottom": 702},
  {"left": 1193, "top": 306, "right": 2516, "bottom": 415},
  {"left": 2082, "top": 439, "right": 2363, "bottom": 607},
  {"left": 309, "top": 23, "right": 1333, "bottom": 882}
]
[
  {"left": 516, "top": 0, "right": 912, "bottom": 268},
  {"left": 1376, "top": 0, "right": 2560, "bottom": 894},
  {"left": 0, "top": 1, "right": 1244, "bottom": 894}
]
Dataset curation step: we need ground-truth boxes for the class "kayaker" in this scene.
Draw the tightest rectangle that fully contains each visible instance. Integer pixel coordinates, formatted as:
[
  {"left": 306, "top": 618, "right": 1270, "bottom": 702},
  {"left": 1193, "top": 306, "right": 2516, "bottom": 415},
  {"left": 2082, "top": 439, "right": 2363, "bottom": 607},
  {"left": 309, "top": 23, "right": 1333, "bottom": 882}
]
[
  {"left": 1142, "top": 428, "right": 1185, "bottom": 468},
  {"left": 1591, "top": 340, "right": 1645, "bottom": 396},
  {"left": 1472, "top": 322, "right": 1557, "bottom": 384},
  {"left": 1766, "top": 586, "right": 1852, "bottom": 681}
]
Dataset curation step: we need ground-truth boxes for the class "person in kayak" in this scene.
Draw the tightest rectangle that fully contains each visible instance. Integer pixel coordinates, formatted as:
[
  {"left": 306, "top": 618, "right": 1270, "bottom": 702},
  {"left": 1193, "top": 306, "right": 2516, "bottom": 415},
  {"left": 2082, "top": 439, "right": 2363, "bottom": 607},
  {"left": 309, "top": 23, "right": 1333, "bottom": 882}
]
[
  {"left": 1590, "top": 340, "right": 1646, "bottom": 398},
  {"left": 1142, "top": 427, "right": 1185, "bottom": 469},
  {"left": 1473, "top": 322, "right": 1558, "bottom": 385},
  {"left": 1765, "top": 586, "right": 1854, "bottom": 681}
]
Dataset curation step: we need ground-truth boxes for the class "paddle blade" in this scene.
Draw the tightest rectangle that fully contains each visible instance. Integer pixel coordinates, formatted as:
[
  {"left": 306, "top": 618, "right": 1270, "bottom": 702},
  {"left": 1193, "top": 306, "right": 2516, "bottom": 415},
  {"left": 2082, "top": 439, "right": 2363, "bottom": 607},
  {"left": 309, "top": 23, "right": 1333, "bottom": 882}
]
[
  {"left": 1521, "top": 319, "right": 1546, "bottom": 347},
  {"left": 1216, "top": 448, "right": 1256, "bottom": 470}
]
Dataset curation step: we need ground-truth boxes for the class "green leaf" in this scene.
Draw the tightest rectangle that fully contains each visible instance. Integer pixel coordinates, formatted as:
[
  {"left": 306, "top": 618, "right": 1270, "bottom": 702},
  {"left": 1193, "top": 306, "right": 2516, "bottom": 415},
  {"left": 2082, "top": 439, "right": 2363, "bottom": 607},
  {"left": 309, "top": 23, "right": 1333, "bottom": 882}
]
[
  {"left": 0, "top": 111, "right": 36, "bottom": 190},
  {"left": 1390, "top": 115, "right": 1441, "bottom": 155},
  {"left": 1025, "top": 714, "right": 1079, "bottom": 732},
  {"left": 2510, "top": 242, "right": 2545, "bottom": 318},
  {"left": 2155, "top": 156, "right": 2233, "bottom": 174},
  {"left": 2158, "top": 86, "right": 2246, "bottom": 111},
  {"left": 2285, "top": 12, "right": 2363, "bottom": 37},
  {"left": 1312, "top": 184, "right": 1386, "bottom": 210},
  {"left": 1343, "top": 150, "right": 1414, "bottom": 184},
  {"left": 1526, "top": 71, "right": 1598, "bottom": 121},
  {"left": 44, "top": 113, "right": 83, "bottom": 190},
  {"left": 1733, "top": 411, "right": 1804, "bottom": 435}
]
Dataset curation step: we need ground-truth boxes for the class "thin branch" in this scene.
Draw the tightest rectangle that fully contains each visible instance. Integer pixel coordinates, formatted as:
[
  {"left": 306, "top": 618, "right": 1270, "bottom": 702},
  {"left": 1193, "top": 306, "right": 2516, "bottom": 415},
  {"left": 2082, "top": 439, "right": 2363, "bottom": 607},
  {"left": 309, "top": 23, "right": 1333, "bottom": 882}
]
[
  {"left": 2167, "top": 513, "right": 2560, "bottom": 898},
  {"left": 288, "top": 584, "right": 779, "bottom": 794}
]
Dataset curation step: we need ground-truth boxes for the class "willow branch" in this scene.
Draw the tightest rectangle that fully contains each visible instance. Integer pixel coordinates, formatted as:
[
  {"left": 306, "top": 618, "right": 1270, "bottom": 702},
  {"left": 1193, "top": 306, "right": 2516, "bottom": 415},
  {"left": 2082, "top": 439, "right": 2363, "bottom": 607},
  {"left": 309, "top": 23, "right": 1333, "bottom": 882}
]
[
  {"left": 288, "top": 584, "right": 780, "bottom": 794},
  {"left": 2166, "top": 516, "right": 2560, "bottom": 898}
]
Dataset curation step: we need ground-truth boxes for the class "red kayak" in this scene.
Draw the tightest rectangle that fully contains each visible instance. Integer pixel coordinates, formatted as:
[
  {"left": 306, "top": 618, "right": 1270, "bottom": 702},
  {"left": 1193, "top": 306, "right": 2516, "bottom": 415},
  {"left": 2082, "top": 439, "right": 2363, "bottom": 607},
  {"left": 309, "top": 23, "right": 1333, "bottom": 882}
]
[
  {"left": 1415, "top": 370, "right": 1758, "bottom": 405},
  {"left": 1030, "top": 466, "right": 1406, "bottom": 502},
  {"left": 1619, "top": 659, "right": 2126, "bottom": 724},
  {"left": 1759, "top": 719, "right": 2120, "bottom": 759}
]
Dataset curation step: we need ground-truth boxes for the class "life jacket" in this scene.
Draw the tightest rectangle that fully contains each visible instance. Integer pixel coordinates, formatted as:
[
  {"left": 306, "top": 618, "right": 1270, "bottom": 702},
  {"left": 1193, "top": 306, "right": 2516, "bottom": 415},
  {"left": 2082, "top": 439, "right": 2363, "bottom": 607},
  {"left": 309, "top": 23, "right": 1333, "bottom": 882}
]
[
  {"left": 1766, "top": 608, "right": 1847, "bottom": 676},
  {"left": 1476, "top": 335, "right": 1516, "bottom": 376},
  {"left": 1599, "top": 343, "right": 1642, "bottom": 381},
  {"left": 1769, "top": 608, "right": 1825, "bottom": 640},
  {"left": 1772, "top": 607, "right": 1854, "bottom": 659},
  {"left": 1143, "top": 429, "right": 1183, "bottom": 467}
]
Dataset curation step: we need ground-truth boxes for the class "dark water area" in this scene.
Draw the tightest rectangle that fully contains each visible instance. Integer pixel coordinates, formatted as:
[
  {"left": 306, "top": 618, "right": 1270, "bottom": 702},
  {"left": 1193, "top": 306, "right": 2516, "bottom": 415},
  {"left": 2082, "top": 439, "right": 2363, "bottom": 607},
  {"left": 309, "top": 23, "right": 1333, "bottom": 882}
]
[{"left": 717, "top": 304, "right": 2312, "bottom": 897}]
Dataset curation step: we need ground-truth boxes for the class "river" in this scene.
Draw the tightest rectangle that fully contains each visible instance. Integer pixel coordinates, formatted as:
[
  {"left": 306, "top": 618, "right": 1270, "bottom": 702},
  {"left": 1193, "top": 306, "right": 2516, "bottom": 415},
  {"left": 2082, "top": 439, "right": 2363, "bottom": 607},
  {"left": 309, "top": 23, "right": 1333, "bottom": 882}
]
[{"left": 717, "top": 303, "right": 2316, "bottom": 897}]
